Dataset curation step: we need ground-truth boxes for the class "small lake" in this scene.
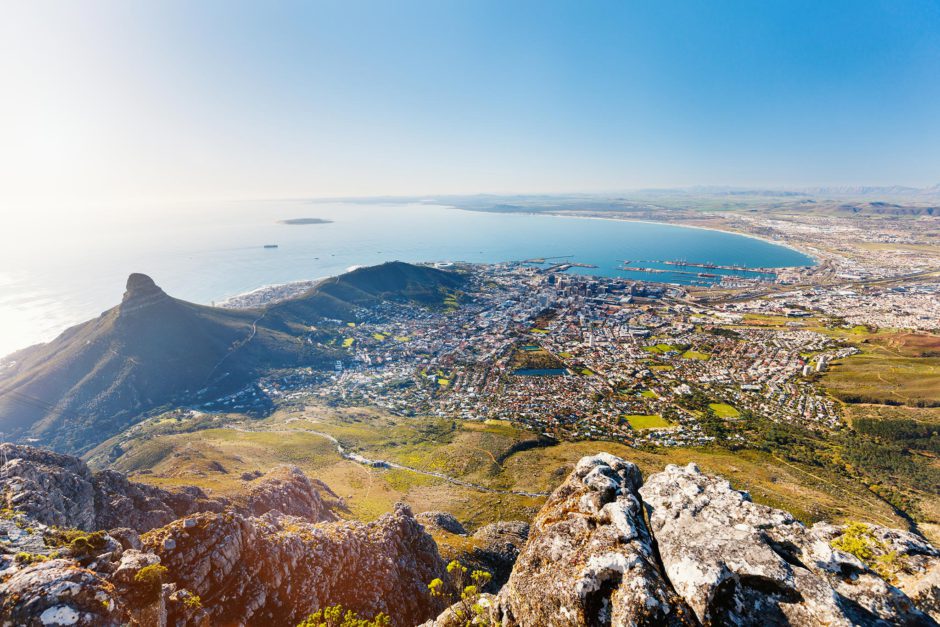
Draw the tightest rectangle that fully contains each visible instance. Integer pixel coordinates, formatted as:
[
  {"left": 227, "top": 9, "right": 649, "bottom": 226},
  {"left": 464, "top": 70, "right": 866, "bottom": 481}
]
[{"left": 513, "top": 368, "right": 570, "bottom": 376}]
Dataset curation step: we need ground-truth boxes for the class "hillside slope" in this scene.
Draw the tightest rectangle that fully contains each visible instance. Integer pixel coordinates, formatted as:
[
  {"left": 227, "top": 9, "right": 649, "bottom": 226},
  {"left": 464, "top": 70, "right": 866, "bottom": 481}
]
[{"left": 0, "top": 262, "right": 465, "bottom": 453}]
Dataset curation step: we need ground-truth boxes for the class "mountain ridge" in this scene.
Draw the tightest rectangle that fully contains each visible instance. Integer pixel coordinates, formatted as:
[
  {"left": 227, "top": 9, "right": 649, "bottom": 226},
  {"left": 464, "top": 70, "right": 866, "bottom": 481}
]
[{"left": 0, "top": 261, "right": 465, "bottom": 453}]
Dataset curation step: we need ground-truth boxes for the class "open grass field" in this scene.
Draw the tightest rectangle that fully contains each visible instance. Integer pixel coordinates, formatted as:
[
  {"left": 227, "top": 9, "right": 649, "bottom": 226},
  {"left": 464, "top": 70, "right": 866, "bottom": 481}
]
[
  {"left": 102, "top": 400, "right": 913, "bottom": 534},
  {"left": 842, "top": 403, "right": 940, "bottom": 427},
  {"left": 624, "top": 414, "right": 671, "bottom": 429},
  {"left": 822, "top": 333, "right": 940, "bottom": 406},
  {"left": 643, "top": 343, "right": 681, "bottom": 354},
  {"left": 682, "top": 350, "right": 711, "bottom": 360},
  {"left": 709, "top": 403, "right": 741, "bottom": 419},
  {"left": 737, "top": 318, "right": 940, "bottom": 408}
]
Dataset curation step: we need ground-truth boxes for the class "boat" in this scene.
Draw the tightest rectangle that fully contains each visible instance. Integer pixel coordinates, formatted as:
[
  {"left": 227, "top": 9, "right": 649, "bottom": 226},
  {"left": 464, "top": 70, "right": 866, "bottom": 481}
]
[{"left": 263, "top": 244, "right": 279, "bottom": 249}]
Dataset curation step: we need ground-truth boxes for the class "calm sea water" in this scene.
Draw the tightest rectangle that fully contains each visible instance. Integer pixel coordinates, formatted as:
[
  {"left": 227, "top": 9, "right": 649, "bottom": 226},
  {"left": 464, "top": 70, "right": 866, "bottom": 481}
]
[{"left": 0, "top": 201, "right": 812, "bottom": 357}]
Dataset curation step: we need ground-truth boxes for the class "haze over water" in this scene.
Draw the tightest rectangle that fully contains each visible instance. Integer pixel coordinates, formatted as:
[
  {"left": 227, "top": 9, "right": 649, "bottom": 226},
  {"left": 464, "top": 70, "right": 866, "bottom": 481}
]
[{"left": 0, "top": 202, "right": 812, "bottom": 358}]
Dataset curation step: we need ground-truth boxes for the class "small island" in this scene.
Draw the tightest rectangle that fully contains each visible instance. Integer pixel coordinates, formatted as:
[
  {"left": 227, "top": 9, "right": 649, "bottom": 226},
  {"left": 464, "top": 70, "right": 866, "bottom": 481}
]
[{"left": 278, "top": 217, "right": 333, "bottom": 225}]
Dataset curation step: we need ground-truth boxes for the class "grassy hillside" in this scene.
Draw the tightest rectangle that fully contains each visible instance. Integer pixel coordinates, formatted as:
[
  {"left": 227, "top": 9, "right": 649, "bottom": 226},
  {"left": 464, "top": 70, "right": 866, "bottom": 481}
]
[
  {"left": 99, "top": 401, "right": 912, "bottom": 535},
  {"left": 0, "top": 263, "right": 465, "bottom": 453}
]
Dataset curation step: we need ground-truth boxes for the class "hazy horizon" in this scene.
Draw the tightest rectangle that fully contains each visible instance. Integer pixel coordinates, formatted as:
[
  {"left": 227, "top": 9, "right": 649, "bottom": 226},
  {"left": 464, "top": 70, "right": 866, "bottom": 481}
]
[{"left": 2, "top": 0, "right": 939, "bottom": 215}]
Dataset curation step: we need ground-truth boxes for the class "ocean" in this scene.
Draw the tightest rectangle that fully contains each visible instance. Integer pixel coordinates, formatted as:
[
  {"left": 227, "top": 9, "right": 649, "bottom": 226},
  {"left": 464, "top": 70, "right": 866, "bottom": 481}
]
[{"left": 0, "top": 201, "right": 812, "bottom": 357}]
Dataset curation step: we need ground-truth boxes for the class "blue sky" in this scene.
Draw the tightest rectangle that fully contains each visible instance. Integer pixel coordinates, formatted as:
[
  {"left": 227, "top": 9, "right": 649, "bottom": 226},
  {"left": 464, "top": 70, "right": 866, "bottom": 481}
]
[{"left": 1, "top": 0, "right": 939, "bottom": 206}]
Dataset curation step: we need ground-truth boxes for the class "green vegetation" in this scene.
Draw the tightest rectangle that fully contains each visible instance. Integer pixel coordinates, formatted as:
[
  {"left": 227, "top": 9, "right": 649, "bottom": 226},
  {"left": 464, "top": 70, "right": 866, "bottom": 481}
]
[
  {"left": 297, "top": 606, "right": 390, "bottom": 627},
  {"left": 681, "top": 350, "right": 711, "bottom": 360},
  {"left": 14, "top": 552, "right": 50, "bottom": 565},
  {"left": 342, "top": 338, "right": 355, "bottom": 348},
  {"left": 116, "top": 398, "right": 918, "bottom": 539},
  {"left": 643, "top": 343, "right": 681, "bottom": 354},
  {"left": 428, "top": 561, "right": 492, "bottom": 627},
  {"left": 708, "top": 403, "right": 740, "bottom": 419},
  {"left": 134, "top": 564, "right": 169, "bottom": 603},
  {"left": 831, "top": 522, "right": 899, "bottom": 581},
  {"left": 624, "top": 414, "right": 671, "bottom": 430}
]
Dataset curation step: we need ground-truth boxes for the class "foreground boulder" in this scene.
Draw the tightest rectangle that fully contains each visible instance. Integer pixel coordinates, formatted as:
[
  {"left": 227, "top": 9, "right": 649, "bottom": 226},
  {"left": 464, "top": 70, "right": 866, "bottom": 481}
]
[
  {"left": 639, "top": 462, "right": 935, "bottom": 626},
  {"left": 492, "top": 453, "right": 696, "bottom": 626},
  {"left": 144, "top": 503, "right": 447, "bottom": 626}
]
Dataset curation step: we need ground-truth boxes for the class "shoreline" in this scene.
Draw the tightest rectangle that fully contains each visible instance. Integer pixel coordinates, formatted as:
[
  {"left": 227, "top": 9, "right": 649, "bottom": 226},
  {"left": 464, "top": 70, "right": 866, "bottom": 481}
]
[
  {"left": 218, "top": 210, "right": 816, "bottom": 308},
  {"left": 447, "top": 205, "right": 820, "bottom": 265},
  {"left": 445, "top": 205, "right": 821, "bottom": 268}
]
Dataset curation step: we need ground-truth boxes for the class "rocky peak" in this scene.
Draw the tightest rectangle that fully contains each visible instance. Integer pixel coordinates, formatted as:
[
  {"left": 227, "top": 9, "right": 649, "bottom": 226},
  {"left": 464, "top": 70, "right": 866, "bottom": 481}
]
[
  {"left": 427, "top": 454, "right": 939, "bottom": 627},
  {"left": 143, "top": 503, "right": 447, "bottom": 626},
  {"left": 120, "top": 273, "right": 169, "bottom": 314},
  {"left": 492, "top": 453, "right": 696, "bottom": 625},
  {"left": 640, "top": 462, "right": 935, "bottom": 625}
]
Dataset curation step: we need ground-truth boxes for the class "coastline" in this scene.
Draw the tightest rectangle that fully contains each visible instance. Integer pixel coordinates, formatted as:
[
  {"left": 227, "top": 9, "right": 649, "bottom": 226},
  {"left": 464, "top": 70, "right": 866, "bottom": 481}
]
[
  {"left": 219, "top": 209, "right": 817, "bottom": 309},
  {"left": 447, "top": 205, "right": 820, "bottom": 265}
]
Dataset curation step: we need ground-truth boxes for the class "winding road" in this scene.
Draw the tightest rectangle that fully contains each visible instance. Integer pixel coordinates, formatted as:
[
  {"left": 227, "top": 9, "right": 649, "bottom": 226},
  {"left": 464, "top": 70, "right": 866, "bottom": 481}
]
[{"left": 230, "top": 422, "right": 550, "bottom": 498}]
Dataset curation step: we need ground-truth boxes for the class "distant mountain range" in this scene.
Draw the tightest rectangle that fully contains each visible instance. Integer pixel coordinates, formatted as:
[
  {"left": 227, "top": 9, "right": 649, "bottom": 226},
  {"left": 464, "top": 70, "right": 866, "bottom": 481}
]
[{"left": 0, "top": 261, "right": 465, "bottom": 453}]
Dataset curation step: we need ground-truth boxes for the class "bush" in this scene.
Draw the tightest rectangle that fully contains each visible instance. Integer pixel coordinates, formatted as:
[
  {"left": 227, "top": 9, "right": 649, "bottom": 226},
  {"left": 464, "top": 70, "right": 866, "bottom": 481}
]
[
  {"left": 297, "top": 605, "right": 391, "bottom": 627},
  {"left": 831, "top": 522, "right": 899, "bottom": 581},
  {"left": 428, "top": 561, "right": 493, "bottom": 626},
  {"left": 134, "top": 564, "right": 169, "bottom": 603}
]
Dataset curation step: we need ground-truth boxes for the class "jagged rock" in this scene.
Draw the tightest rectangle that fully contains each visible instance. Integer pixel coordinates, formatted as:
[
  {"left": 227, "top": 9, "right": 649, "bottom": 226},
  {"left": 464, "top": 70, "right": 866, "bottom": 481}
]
[
  {"left": 119, "top": 273, "right": 170, "bottom": 315},
  {"left": 492, "top": 453, "right": 697, "bottom": 626},
  {"left": 469, "top": 521, "right": 529, "bottom": 590},
  {"left": 0, "top": 444, "right": 98, "bottom": 530},
  {"left": 640, "top": 462, "right": 935, "bottom": 626},
  {"left": 417, "top": 511, "right": 468, "bottom": 535},
  {"left": 0, "top": 559, "right": 126, "bottom": 626},
  {"left": 814, "top": 521, "right": 940, "bottom": 622},
  {"left": 165, "top": 585, "right": 211, "bottom": 627},
  {"left": 142, "top": 503, "right": 447, "bottom": 626},
  {"left": 239, "top": 465, "right": 337, "bottom": 521},
  {"left": 0, "top": 446, "right": 335, "bottom": 535},
  {"left": 0, "top": 444, "right": 223, "bottom": 533},
  {"left": 107, "top": 527, "right": 142, "bottom": 551}
]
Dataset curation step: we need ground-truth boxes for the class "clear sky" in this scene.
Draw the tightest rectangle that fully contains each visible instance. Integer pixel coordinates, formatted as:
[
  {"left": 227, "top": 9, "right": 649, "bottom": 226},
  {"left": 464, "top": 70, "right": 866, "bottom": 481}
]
[{"left": 2, "top": 0, "right": 939, "bottom": 209}]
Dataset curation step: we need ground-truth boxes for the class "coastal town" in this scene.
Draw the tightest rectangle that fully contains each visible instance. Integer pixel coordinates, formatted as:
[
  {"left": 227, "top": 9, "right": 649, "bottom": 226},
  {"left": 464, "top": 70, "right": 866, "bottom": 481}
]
[{"left": 190, "top": 204, "right": 940, "bottom": 451}]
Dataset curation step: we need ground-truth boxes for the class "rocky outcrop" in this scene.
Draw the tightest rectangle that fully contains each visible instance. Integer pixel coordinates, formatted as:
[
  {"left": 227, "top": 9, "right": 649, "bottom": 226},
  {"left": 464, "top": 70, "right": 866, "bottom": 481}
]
[
  {"left": 640, "top": 462, "right": 934, "bottom": 626},
  {"left": 0, "top": 444, "right": 334, "bottom": 534},
  {"left": 143, "top": 503, "right": 447, "bottom": 626},
  {"left": 0, "top": 444, "right": 99, "bottom": 530},
  {"left": 0, "top": 443, "right": 222, "bottom": 532},
  {"left": 417, "top": 511, "right": 468, "bottom": 535},
  {"left": 5, "top": 446, "right": 940, "bottom": 627},
  {"left": 239, "top": 465, "right": 337, "bottom": 522},
  {"left": 0, "top": 559, "right": 126, "bottom": 626},
  {"left": 492, "top": 453, "right": 697, "bottom": 626},
  {"left": 814, "top": 520, "right": 940, "bottom": 623},
  {"left": 119, "top": 273, "right": 171, "bottom": 315},
  {"left": 424, "top": 453, "right": 939, "bottom": 627},
  {"left": 0, "top": 446, "right": 445, "bottom": 626},
  {"left": 468, "top": 521, "right": 529, "bottom": 591}
]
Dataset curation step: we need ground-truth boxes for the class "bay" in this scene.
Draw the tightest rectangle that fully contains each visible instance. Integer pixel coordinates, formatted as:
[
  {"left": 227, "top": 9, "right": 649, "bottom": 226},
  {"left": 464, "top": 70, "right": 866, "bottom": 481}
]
[{"left": 0, "top": 201, "right": 812, "bottom": 357}]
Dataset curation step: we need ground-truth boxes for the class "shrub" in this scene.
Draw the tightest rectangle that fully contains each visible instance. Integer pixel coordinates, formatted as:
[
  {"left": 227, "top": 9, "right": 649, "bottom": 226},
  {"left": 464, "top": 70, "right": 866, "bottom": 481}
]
[
  {"left": 831, "top": 522, "right": 899, "bottom": 581},
  {"left": 14, "top": 552, "right": 49, "bottom": 565},
  {"left": 428, "top": 560, "right": 492, "bottom": 626},
  {"left": 133, "top": 564, "right": 169, "bottom": 603},
  {"left": 296, "top": 605, "right": 391, "bottom": 627}
]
